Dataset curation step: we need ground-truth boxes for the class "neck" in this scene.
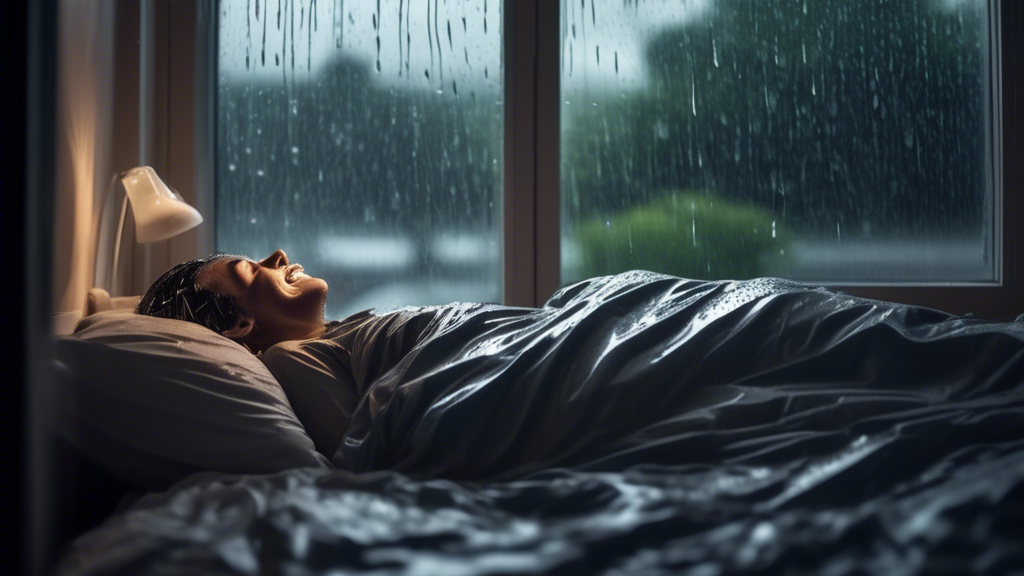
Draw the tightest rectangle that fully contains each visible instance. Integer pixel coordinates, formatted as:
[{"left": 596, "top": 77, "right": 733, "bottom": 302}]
[{"left": 244, "top": 322, "right": 327, "bottom": 354}]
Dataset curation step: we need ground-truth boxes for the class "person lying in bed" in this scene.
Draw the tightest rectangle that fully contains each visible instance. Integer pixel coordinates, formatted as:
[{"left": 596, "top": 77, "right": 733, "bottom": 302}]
[
  {"left": 136, "top": 249, "right": 454, "bottom": 457},
  {"left": 137, "top": 249, "right": 1024, "bottom": 477}
]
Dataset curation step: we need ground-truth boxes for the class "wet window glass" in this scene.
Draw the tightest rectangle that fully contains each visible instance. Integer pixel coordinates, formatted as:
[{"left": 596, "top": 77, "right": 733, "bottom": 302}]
[
  {"left": 218, "top": 0, "right": 503, "bottom": 319},
  {"left": 560, "top": 0, "right": 994, "bottom": 285}
]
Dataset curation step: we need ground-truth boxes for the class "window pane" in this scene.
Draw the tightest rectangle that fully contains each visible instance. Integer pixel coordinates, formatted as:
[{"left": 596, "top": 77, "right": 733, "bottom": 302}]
[
  {"left": 218, "top": 0, "right": 503, "bottom": 320},
  {"left": 560, "top": 0, "right": 994, "bottom": 285}
]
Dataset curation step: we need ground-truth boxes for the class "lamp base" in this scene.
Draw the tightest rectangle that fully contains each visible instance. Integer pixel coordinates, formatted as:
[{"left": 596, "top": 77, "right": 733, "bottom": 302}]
[{"left": 109, "top": 192, "right": 128, "bottom": 296}]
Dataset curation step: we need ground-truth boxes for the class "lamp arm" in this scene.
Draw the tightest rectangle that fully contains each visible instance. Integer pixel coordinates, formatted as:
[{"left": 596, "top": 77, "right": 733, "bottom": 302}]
[{"left": 110, "top": 187, "right": 129, "bottom": 295}]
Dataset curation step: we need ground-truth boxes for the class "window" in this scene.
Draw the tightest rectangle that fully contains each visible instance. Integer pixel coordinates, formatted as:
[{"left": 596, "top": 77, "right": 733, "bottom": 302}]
[
  {"left": 561, "top": 0, "right": 994, "bottom": 286},
  {"left": 216, "top": 0, "right": 503, "bottom": 319},
  {"left": 213, "top": 1, "right": 1019, "bottom": 318}
]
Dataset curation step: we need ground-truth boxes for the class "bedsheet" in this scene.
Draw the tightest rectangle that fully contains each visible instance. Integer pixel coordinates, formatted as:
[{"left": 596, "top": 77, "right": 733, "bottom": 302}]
[{"left": 55, "top": 272, "right": 1024, "bottom": 574}]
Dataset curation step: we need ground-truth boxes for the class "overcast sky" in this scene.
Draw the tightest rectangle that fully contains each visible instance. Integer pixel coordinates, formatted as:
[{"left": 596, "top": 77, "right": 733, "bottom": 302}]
[
  {"left": 218, "top": 0, "right": 713, "bottom": 94},
  {"left": 219, "top": 0, "right": 977, "bottom": 95}
]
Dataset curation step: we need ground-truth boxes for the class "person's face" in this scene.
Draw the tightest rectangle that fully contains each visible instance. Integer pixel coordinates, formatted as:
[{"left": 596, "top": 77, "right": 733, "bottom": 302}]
[{"left": 197, "top": 249, "right": 328, "bottom": 340}]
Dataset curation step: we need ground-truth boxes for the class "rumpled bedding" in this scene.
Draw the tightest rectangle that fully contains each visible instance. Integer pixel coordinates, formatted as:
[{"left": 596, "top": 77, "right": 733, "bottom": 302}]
[{"left": 55, "top": 272, "right": 1024, "bottom": 575}]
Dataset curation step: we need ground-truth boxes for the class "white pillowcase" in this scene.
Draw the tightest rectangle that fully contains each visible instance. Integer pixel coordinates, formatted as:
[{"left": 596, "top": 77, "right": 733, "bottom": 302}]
[{"left": 51, "top": 309, "right": 330, "bottom": 490}]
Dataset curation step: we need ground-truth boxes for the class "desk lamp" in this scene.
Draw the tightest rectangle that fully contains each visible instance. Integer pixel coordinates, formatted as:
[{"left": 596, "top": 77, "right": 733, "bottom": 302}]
[{"left": 108, "top": 166, "right": 204, "bottom": 291}]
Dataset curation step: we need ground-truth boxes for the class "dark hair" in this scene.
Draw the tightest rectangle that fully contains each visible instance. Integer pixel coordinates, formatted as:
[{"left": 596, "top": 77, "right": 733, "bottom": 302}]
[{"left": 135, "top": 252, "right": 250, "bottom": 334}]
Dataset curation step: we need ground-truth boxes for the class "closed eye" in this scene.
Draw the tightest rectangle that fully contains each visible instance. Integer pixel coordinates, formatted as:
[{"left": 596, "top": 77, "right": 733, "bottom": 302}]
[{"left": 232, "top": 259, "right": 260, "bottom": 284}]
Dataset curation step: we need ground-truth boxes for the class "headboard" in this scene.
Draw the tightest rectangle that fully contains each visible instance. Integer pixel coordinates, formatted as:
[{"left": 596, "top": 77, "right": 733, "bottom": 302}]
[{"left": 86, "top": 288, "right": 141, "bottom": 317}]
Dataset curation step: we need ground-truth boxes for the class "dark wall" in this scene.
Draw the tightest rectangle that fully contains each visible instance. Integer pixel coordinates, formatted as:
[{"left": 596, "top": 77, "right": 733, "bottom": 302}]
[{"left": 1, "top": 1, "right": 29, "bottom": 572}]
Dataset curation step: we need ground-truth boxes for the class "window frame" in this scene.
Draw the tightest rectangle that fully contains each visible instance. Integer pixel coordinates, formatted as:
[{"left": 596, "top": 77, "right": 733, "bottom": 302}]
[
  {"left": 190, "top": 0, "right": 1022, "bottom": 319},
  {"left": 829, "top": 0, "right": 1020, "bottom": 319},
  {"left": 532, "top": 0, "right": 1022, "bottom": 318}
]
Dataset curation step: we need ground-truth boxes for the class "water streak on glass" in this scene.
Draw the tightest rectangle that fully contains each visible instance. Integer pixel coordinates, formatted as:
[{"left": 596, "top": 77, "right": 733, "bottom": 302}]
[
  {"left": 561, "top": 0, "right": 993, "bottom": 285},
  {"left": 218, "top": 0, "right": 504, "bottom": 319}
]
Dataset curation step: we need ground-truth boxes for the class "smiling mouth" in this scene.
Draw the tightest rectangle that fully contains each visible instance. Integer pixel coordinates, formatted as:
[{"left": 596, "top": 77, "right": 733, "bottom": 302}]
[{"left": 284, "top": 264, "right": 307, "bottom": 284}]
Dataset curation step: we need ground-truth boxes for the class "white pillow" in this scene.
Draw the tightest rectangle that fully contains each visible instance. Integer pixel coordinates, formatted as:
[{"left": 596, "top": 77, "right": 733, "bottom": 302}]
[{"left": 51, "top": 309, "right": 330, "bottom": 489}]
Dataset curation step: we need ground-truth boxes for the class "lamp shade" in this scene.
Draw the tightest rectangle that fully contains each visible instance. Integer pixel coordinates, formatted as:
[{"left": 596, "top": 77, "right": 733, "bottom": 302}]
[{"left": 121, "top": 166, "right": 204, "bottom": 243}]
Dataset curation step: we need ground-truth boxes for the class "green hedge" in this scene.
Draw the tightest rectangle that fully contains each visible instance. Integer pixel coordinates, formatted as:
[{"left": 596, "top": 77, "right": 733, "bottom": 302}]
[{"left": 574, "top": 191, "right": 793, "bottom": 281}]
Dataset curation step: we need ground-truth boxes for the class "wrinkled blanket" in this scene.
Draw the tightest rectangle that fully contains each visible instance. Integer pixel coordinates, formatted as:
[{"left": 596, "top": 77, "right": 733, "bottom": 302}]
[
  {"left": 56, "top": 273, "right": 1024, "bottom": 575},
  {"left": 338, "top": 272, "right": 1024, "bottom": 480}
]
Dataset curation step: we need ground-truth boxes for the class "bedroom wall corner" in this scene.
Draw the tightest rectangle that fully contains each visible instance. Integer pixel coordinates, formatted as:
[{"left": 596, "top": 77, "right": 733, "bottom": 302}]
[{"left": 52, "top": 0, "right": 115, "bottom": 334}]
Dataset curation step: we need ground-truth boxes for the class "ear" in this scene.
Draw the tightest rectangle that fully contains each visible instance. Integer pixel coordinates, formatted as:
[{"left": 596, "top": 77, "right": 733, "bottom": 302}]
[{"left": 221, "top": 314, "right": 255, "bottom": 340}]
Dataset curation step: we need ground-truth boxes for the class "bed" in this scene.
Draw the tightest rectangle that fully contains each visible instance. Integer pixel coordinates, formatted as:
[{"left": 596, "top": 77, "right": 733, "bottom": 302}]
[{"left": 50, "top": 272, "right": 1024, "bottom": 575}]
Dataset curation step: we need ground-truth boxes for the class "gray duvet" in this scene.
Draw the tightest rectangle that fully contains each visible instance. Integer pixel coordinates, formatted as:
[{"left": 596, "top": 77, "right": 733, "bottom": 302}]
[{"left": 55, "top": 272, "right": 1024, "bottom": 575}]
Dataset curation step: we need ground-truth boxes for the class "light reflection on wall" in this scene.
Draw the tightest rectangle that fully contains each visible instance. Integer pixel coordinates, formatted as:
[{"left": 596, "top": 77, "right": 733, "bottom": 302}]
[{"left": 53, "top": 0, "right": 114, "bottom": 324}]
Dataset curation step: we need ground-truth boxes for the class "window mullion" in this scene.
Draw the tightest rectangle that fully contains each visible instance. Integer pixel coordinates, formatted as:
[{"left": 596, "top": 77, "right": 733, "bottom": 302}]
[
  {"left": 503, "top": 0, "right": 539, "bottom": 307},
  {"left": 535, "top": 0, "right": 562, "bottom": 306}
]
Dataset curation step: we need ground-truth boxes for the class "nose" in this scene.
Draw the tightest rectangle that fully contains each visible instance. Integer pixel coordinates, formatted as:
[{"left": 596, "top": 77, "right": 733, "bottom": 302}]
[{"left": 259, "top": 249, "right": 289, "bottom": 269}]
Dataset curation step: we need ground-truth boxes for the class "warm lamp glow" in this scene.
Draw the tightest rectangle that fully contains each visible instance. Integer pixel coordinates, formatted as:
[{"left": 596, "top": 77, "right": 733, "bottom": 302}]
[
  {"left": 120, "top": 166, "right": 203, "bottom": 243},
  {"left": 105, "top": 166, "right": 205, "bottom": 293}
]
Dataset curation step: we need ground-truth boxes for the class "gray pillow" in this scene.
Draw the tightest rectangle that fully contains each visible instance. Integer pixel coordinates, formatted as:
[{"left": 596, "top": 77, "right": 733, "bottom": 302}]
[{"left": 51, "top": 309, "right": 330, "bottom": 490}]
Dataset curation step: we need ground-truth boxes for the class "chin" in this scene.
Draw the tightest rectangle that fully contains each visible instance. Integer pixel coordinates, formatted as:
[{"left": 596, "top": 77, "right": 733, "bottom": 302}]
[
  {"left": 310, "top": 277, "right": 329, "bottom": 297},
  {"left": 293, "top": 275, "right": 328, "bottom": 294},
  {"left": 289, "top": 278, "right": 328, "bottom": 314}
]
